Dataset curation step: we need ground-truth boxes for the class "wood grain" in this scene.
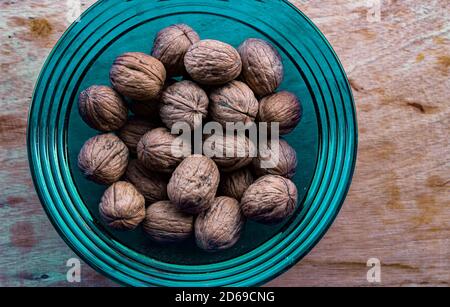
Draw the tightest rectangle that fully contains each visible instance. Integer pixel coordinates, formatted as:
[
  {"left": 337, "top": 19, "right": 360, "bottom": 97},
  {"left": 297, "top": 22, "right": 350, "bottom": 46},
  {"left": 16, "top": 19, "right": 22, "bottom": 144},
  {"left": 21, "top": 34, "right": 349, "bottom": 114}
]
[{"left": 0, "top": 0, "right": 448, "bottom": 287}]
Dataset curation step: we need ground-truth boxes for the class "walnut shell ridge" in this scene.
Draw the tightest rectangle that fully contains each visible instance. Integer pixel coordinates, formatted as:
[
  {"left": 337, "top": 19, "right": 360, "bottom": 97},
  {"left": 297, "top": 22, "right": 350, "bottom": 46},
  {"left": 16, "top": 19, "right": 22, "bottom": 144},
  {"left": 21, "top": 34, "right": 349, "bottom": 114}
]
[
  {"left": 118, "top": 117, "right": 157, "bottom": 154},
  {"left": 204, "top": 134, "right": 256, "bottom": 172},
  {"left": 137, "top": 127, "right": 191, "bottom": 173},
  {"left": 110, "top": 52, "right": 166, "bottom": 101},
  {"left": 241, "top": 175, "right": 298, "bottom": 224},
  {"left": 219, "top": 168, "right": 254, "bottom": 201},
  {"left": 124, "top": 159, "right": 168, "bottom": 205},
  {"left": 143, "top": 201, "right": 194, "bottom": 243},
  {"left": 168, "top": 155, "right": 220, "bottom": 214},
  {"left": 161, "top": 80, "right": 209, "bottom": 130},
  {"left": 195, "top": 197, "right": 244, "bottom": 252},
  {"left": 78, "top": 85, "right": 128, "bottom": 132},
  {"left": 78, "top": 133, "right": 129, "bottom": 185},
  {"left": 99, "top": 181, "right": 146, "bottom": 230},
  {"left": 152, "top": 24, "right": 200, "bottom": 76},
  {"left": 253, "top": 139, "right": 298, "bottom": 179},
  {"left": 184, "top": 40, "right": 242, "bottom": 85},
  {"left": 238, "top": 38, "right": 284, "bottom": 97},
  {"left": 258, "top": 91, "right": 302, "bottom": 135},
  {"left": 209, "top": 81, "right": 259, "bottom": 126}
]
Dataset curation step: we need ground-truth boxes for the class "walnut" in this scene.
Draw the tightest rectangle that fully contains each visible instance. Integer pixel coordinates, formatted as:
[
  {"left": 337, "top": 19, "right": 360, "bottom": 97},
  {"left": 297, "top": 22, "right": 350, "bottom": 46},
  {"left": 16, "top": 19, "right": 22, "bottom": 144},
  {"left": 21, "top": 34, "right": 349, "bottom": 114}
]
[
  {"left": 124, "top": 159, "right": 168, "bottom": 205},
  {"left": 209, "top": 81, "right": 259, "bottom": 126},
  {"left": 161, "top": 80, "right": 209, "bottom": 130},
  {"left": 184, "top": 40, "right": 242, "bottom": 85},
  {"left": 118, "top": 117, "right": 157, "bottom": 154},
  {"left": 219, "top": 168, "right": 254, "bottom": 201},
  {"left": 238, "top": 38, "right": 284, "bottom": 97},
  {"left": 110, "top": 52, "right": 166, "bottom": 101},
  {"left": 195, "top": 197, "right": 244, "bottom": 252},
  {"left": 143, "top": 201, "right": 194, "bottom": 243},
  {"left": 241, "top": 175, "right": 298, "bottom": 224},
  {"left": 253, "top": 139, "right": 297, "bottom": 179},
  {"left": 99, "top": 181, "right": 146, "bottom": 230},
  {"left": 168, "top": 155, "right": 220, "bottom": 214},
  {"left": 204, "top": 134, "right": 256, "bottom": 172},
  {"left": 78, "top": 133, "right": 129, "bottom": 185},
  {"left": 152, "top": 24, "right": 200, "bottom": 76},
  {"left": 258, "top": 91, "right": 302, "bottom": 135},
  {"left": 78, "top": 85, "right": 128, "bottom": 132},
  {"left": 137, "top": 127, "right": 190, "bottom": 173}
]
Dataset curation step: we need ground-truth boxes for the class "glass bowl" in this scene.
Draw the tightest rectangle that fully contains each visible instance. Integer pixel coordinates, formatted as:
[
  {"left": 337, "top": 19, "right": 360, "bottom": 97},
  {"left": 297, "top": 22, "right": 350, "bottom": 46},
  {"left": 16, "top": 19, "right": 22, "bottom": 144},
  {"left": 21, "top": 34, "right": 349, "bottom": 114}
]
[{"left": 27, "top": 0, "right": 357, "bottom": 287}]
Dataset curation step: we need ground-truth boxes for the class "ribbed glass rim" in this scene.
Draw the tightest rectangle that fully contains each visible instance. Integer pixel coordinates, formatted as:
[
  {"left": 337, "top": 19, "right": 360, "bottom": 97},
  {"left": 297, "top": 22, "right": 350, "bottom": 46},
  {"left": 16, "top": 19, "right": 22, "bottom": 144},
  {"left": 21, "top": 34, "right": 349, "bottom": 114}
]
[{"left": 27, "top": 0, "right": 358, "bottom": 287}]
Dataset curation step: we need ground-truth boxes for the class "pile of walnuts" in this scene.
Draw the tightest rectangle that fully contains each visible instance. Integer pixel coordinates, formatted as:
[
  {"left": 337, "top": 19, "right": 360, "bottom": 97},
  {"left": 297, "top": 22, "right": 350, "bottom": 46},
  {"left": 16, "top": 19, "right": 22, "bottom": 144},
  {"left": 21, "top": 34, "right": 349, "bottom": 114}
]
[{"left": 77, "top": 24, "right": 302, "bottom": 252}]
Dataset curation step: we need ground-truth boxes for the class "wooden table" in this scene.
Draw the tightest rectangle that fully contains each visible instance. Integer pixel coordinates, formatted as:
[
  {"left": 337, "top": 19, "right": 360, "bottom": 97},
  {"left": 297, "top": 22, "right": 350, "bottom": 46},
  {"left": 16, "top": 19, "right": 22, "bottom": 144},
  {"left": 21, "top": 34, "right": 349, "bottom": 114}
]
[{"left": 0, "top": 0, "right": 448, "bottom": 287}]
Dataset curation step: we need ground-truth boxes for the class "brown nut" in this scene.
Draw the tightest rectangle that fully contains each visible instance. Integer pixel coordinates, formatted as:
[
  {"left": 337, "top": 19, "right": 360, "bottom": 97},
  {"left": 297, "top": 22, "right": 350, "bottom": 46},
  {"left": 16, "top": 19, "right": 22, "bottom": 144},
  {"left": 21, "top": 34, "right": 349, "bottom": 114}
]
[
  {"left": 168, "top": 155, "right": 220, "bottom": 214},
  {"left": 238, "top": 38, "right": 284, "bottom": 97},
  {"left": 253, "top": 139, "right": 297, "bottom": 179},
  {"left": 78, "top": 133, "right": 129, "bottom": 185},
  {"left": 99, "top": 181, "right": 146, "bottom": 230},
  {"left": 204, "top": 134, "right": 256, "bottom": 172},
  {"left": 143, "top": 201, "right": 194, "bottom": 243},
  {"left": 258, "top": 91, "right": 302, "bottom": 135},
  {"left": 184, "top": 40, "right": 242, "bottom": 85},
  {"left": 110, "top": 52, "right": 166, "bottom": 101},
  {"left": 78, "top": 85, "right": 128, "bottom": 132},
  {"left": 195, "top": 197, "right": 244, "bottom": 252},
  {"left": 118, "top": 117, "right": 157, "bottom": 154},
  {"left": 209, "top": 81, "right": 259, "bottom": 126},
  {"left": 152, "top": 24, "right": 200, "bottom": 76},
  {"left": 241, "top": 175, "right": 298, "bottom": 224},
  {"left": 219, "top": 168, "right": 254, "bottom": 201},
  {"left": 124, "top": 159, "right": 168, "bottom": 205},
  {"left": 137, "top": 127, "right": 191, "bottom": 173},
  {"left": 161, "top": 80, "right": 209, "bottom": 130}
]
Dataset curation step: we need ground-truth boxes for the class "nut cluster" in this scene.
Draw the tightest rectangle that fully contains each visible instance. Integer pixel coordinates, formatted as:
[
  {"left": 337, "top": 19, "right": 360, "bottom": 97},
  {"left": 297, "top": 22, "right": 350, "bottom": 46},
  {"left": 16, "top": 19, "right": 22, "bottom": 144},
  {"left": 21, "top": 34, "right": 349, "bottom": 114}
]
[{"left": 77, "top": 24, "right": 303, "bottom": 252}]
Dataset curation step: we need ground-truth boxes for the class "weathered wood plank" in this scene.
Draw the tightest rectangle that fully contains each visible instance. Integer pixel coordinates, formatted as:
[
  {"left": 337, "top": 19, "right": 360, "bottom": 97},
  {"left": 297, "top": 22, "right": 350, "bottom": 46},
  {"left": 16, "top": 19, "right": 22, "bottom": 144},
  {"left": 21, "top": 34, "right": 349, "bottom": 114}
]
[{"left": 0, "top": 0, "right": 448, "bottom": 287}]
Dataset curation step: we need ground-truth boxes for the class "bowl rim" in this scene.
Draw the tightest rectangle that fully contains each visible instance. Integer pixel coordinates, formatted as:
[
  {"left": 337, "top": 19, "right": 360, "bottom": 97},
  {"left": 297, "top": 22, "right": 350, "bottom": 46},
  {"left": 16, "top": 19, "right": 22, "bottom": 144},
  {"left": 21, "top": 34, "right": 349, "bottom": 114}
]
[{"left": 27, "top": 0, "right": 358, "bottom": 287}]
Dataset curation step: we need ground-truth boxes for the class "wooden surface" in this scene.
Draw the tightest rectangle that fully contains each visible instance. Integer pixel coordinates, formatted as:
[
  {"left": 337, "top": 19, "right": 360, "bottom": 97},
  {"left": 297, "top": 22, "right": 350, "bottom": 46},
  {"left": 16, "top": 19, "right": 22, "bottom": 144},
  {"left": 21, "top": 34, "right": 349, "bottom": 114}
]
[{"left": 0, "top": 0, "right": 448, "bottom": 287}]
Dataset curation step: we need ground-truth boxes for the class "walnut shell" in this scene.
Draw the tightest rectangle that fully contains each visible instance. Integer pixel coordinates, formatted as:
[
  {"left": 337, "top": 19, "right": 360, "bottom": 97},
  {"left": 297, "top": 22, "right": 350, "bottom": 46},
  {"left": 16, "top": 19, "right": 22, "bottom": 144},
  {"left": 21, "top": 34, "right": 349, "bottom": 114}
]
[
  {"left": 124, "top": 159, "right": 168, "bottom": 205},
  {"left": 195, "top": 197, "right": 244, "bottom": 252},
  {"left": 110, "top": 52, "right": 166, "bottom": 101},
  {"left": 78, "top": 133, "right": 129, "bottom": 185},
  {"left": 168, "top": 155, "right": 220, "bottom": 214},
  {"left": 161, "top": 80, "right": 209, "bottom": 130},
  {"left": 118, "top": 117, "right": 157, "bottom": 154},
  {"left": 219, "top": 168, "right": 254, "bottom": 201},
  {"left": 209, "top": 81, "right": 259, "bottom": 126},
  {"left": 259, "top": 91, "right": 302, "bottom": 135},
  {"left": 204, "top": 134, "right": 256, "bottom": 172},
  {"left": 99, "top": 181, "right": 146, "bottom": 230},
  {"left": 184, "top": 40, "right": 242, "bottom": 85},
  {"left": 152, "top": 24, "right": 200, "bottom": 76},
  {"left": 241, "top": 175, "right": 298, "bottom": 224},
  {"left": 143, "top": 201, "right": 194, "bottom": 243},
  {"left": 78, "top": 85, "right": 128, "bottom": 132},
  {"left": 238, "top": 38, "right": 284, "bottom": 97},
  {"left": 137, "top": 127, "right": 191, "bottom": 173},
  {"left": 253, "top": 139, "right": 298, "bottom": 179}
]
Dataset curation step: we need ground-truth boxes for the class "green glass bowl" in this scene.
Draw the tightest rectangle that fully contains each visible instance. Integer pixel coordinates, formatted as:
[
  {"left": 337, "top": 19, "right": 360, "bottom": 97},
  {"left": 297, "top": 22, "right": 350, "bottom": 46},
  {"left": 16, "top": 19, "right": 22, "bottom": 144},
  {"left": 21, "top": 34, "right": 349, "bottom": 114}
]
[{"left": 27, "top": 0, "right": 357, "bottom": 287}]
